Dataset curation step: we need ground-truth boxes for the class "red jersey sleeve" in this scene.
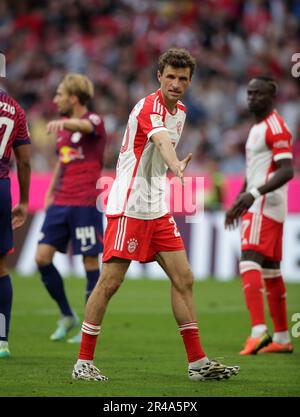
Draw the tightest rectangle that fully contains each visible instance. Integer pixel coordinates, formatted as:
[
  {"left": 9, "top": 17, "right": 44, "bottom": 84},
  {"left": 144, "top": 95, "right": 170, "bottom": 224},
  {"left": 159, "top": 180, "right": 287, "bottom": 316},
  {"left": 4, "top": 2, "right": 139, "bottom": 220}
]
[
  {"left": 265, "top": 117, "right": 293, "bottom": 162},
  {"left": 13, "top": 109, "right": 30, "bottom": 148},
  {"left": 137, "top": 98, "right": 167, "bottom": 140}
]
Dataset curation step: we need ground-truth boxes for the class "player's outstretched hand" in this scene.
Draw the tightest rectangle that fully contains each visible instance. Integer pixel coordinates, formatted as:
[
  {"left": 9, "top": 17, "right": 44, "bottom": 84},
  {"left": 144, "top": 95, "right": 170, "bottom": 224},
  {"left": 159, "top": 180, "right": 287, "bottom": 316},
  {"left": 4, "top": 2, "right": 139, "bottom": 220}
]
[
  {"left": 47, "top": 120, "right": 65, "bottom": 134},
  {"left": 12, "top": 203, "right": 28, "bottom": 230},
  {"left": 225, "top": 209, "right": 240, "bottom": 230},
  {"left": 230, "top": 192, "right": 254, "bottom": 218},
  {"left": 177, "top": 153, "right": 192, "bottom": 184}
]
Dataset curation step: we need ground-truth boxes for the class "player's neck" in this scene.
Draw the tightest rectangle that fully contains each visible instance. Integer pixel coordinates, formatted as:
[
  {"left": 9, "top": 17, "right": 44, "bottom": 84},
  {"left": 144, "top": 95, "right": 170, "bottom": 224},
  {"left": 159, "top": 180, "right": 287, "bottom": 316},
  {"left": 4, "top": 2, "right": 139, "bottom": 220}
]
[
  {"left": 253, "top": 107, "right": 274, "bottom": 123},
  {"left": 71, "top": 105, "right": 88, "bottom": 118}
]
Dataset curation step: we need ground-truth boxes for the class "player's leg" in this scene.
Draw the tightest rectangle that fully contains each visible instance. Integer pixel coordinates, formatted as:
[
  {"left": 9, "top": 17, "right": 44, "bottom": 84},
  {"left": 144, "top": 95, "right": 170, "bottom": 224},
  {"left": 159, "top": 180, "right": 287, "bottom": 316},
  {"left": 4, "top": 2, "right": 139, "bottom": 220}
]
[
  {"left": 239, "top": 213, "right": 273, "bottom": 354},
  {"left": 72, "top": 258, "right": 130, "bottom": 381},
  {"left": 67, "top": 255, "right": 100, "bottom": 344},
  {"left": 156, "top": 250, "right": 239, "bottom": 381},
  {"left": 259, "top": 259, "right": 293, "bottom": 353},
  {"left": 67, "top": 206, "right": 104, "bottom": 343},
  {"left": 0, "top": 255, "right": 12, "bottom": 358},
  {"left": 35, "top": 205, "right": 78, "bottom": 340},
  {"left": 0, "top": 179, "right": 14, "bottom": 358}
]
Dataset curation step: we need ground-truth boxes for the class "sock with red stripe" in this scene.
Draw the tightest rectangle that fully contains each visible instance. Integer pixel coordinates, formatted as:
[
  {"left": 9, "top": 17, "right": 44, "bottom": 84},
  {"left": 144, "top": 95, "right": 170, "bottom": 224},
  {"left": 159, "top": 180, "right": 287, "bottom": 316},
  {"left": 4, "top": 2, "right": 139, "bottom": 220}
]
[
  {"left": 240, "top": 261, "right": 266, "bottom": 329},
  {"left": 78, "top": 321, "right": 101, "bottom": 361},
  {"left": 178, "top": 321, "right": 207, "bottom": 366},
  {"left": 264, "top": 275, "right": 288, "bottom": 333}
]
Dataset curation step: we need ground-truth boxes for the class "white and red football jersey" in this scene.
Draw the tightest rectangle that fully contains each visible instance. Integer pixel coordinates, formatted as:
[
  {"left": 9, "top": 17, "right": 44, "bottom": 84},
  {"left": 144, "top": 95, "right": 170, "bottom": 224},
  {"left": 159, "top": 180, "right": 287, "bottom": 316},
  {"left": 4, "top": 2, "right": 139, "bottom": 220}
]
[
  {"left": 106, "top": 89, "right": 186, "bottom": 219},
  {"left": 245, "top": 110, "right": 293, "bottom": 222}
]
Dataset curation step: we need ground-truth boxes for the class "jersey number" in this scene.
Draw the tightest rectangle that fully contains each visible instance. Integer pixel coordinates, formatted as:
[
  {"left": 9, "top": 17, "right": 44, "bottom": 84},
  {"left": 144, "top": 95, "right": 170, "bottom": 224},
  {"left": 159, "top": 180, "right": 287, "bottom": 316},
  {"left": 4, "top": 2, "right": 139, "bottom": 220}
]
[
  {"left": 169, "top": 216, "right": 181, "bottom": 237},
  {"left": 0, "top": 117, "right": 14, "bottom": 158}
]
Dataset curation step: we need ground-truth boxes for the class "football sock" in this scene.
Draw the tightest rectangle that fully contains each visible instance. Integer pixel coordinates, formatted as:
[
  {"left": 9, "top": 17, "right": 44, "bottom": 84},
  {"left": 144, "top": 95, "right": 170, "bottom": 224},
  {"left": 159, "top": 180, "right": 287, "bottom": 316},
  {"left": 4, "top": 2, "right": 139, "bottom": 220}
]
[
  {"left": 264, "top": 275, "right": 289, "bottom": 333},
  {"left": 251, "top": 324, "right": 267, "bottom": 338},
  {"left": 273, "top": 331, "right": 291, "bottom": 344},
  {"left": 240, "top": 261, "right": 265, "bottom": 327},
  {"left": 39, "top": 263, "right": 73, "bottom": 317},
  {"left": 78, "top": 321, "right": 101, "bottom": 361},
  {"left": 179, "top": 321, "right": 206, "bottom": 363},
  {"left": 0, "top": 275, "right": 12, "bottom": 342},
  {"left": 189, "top": 356, "right": 209, "bottom": 370},
  {"left": 85, "top": 269, "right": 99, "bottom": 303}
]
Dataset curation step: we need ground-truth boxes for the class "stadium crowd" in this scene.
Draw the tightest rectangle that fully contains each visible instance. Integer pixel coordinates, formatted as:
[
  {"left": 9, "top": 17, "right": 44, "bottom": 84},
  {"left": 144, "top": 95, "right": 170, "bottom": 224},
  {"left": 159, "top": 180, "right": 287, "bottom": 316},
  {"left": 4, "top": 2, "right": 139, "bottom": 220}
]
[{"left": 0, "top": 0, "right": 300, "bottom": 173}]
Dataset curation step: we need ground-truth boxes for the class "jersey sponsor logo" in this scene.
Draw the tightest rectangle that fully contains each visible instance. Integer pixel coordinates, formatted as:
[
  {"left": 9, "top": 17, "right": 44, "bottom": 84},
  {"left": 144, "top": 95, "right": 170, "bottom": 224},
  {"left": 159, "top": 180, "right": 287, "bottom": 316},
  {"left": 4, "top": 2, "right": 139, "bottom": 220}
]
[
  {"left": 273, "top": 140, "right": 289, "bottom": 149},
  {"left": 176, "top": 120, "right": 183, "bottom": 135},
  {"left": 150, "top": 114, "right": 164, "bottom": 128},
  {"left": 71, "top": 132, "right": 82, "bottom": 143},
  {"left": 88, "top": 114, "right": 101, "bottom": 125},
  {"left": 127, "top": 238, "right": 138, "bottom": 253},
  {"left": 59, "top": 146, "right": 84, "bottom": 163}
]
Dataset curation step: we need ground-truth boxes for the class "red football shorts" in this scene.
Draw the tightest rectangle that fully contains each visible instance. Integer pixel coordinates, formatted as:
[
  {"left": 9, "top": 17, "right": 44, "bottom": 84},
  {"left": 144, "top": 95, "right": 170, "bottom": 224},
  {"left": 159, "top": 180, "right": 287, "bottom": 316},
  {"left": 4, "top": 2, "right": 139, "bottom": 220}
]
[
  {"left": 103, "top": 213, "right": 185, "bottom": 263},
  {"left": 241, "top": 212, "right": 283, "bottom": 261}
]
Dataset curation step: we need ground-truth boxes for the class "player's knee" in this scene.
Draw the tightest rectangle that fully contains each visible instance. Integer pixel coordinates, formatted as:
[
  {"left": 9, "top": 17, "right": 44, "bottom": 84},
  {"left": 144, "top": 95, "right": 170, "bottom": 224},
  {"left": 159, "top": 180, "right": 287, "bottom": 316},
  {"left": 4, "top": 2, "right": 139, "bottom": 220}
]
[
  {"left": 83, "top": 256, "right": 99, "bottom": 271},
  {"left": 35, "top": 251, "right": 53, "bottom": 267},
  {"left": 175, "top": 268, "right": 194, "bottom": 293},
  {"left": 98, "top": 273, "right": 124, "bottom": 299}
]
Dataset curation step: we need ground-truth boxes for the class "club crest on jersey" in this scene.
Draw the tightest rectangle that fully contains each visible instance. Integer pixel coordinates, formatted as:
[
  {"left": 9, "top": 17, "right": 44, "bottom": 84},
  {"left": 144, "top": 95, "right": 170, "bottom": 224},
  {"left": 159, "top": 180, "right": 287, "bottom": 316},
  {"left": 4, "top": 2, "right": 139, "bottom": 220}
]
[
  {"left": 176, "top": 121, "right": 183, "bottom": 135},
  {"left": 127, "top": 238, "right": 138, "bottom": 253},
  {"left": 89, "top": 114, "right": 101, "bottom": 125}
]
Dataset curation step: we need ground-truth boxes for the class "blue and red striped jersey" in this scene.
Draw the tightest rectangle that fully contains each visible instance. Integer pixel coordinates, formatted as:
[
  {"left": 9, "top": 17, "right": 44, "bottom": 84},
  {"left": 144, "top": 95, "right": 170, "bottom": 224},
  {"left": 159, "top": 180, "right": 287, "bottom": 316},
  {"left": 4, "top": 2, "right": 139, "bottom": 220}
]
[{"left": 0, "top": 89, "right": 30, "bottom": 179}]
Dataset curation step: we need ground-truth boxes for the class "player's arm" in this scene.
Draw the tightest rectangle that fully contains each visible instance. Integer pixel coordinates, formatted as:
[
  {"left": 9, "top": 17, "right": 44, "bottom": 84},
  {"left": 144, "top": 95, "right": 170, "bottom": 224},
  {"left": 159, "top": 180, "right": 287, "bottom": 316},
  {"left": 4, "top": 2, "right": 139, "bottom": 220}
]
[
  {"left": 151, "top": 131, "right": 192, "bottom": 184},
  {"left": 12, "top": 144, "right": 31, "bottom": 230},
  {"left": 230, "top": 158, "right": 294, "bottom": 220},
  {"left": 47, "top": 118, "right": 93, "bottom": 134},
  {"left": 44, "top": 161, "right": 61, "bottom": 209}
]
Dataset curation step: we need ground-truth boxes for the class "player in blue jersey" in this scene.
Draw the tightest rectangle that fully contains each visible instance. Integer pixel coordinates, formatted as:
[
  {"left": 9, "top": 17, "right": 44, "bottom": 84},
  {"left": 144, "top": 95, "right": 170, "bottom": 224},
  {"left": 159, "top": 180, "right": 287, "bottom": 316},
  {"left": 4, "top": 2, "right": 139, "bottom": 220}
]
[
  {"left": 35, "top": 74, "right": 107, "bottom": 343},
  {"left": 0, "top": 89, "right": 31, "bottom": 358}
]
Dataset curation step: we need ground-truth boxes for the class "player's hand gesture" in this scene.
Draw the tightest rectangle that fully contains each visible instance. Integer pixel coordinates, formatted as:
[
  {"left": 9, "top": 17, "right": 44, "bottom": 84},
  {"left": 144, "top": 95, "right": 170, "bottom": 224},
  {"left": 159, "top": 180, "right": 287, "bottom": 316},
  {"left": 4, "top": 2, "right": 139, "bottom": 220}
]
[
  {"left": 176, "top": 153, "right": 192, "bottom": 184},
  {"left": 224, "top": 208, "right": 240, "bottom": 230},
  {"left": 12, "top": 203, "right": 28, "bottom": 230},
  {"left": 47, "top": 120, "right": 65, "bottom": 134}
]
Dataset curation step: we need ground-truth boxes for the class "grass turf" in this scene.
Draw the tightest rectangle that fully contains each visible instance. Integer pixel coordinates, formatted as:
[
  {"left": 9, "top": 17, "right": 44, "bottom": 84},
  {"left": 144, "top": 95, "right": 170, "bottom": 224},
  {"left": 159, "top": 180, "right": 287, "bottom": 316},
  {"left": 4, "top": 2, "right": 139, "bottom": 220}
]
[{"left": 0, "top": 274, "right": 299, "bottom": 397}]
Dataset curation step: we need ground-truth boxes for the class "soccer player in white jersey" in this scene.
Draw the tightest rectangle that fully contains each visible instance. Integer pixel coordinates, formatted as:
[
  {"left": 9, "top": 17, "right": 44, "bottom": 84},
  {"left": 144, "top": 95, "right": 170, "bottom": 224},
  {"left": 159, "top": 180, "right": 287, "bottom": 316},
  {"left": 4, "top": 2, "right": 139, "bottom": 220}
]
[
  {"left": 225, "top": 76, "right": 294, "bottom": 355},
  {"left": 72, "top": 48, "right": 240, "bottom": 382}
]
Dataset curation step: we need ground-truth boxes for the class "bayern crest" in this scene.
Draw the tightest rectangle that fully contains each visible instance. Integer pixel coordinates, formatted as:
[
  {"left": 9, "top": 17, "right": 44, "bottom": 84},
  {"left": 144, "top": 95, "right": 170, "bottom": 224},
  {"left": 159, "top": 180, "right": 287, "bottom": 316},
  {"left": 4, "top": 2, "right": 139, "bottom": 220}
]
[{"left": 127, "top": 238, "right": 138, "bottom": 253}]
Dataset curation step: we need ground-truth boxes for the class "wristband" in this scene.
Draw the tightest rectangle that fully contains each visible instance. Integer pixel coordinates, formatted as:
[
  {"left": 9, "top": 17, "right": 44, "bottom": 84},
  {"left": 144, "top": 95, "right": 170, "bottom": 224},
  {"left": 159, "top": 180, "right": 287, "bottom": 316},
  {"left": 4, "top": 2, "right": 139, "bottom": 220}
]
[{"left": 249, "top": 188, "right": 261, "bottom": 199}]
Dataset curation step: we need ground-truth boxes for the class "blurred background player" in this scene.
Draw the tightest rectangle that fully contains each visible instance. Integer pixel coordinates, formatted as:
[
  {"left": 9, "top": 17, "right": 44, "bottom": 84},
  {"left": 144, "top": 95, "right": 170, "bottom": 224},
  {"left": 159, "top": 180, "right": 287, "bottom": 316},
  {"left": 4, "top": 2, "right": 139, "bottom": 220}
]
[
  {"left": 0, "top": 88, "right": 31, "bottom": 358},
  {"left": 225, "top": 76, "right": 294, "bottom": 355},
  {"left": 35, "top": 74, "right": 106, "bottom": 343},
  {"left": 72, "top": 48, "right": 239, "bottom": 382}
]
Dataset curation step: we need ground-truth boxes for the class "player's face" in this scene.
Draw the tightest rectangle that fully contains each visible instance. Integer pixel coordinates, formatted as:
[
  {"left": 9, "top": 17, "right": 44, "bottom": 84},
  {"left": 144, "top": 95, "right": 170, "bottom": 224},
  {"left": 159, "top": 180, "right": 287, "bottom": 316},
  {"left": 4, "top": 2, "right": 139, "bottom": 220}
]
[
  {"left": 247, "top": 79, "right": 274, "bottom": 114},
  {"left": 53, "top": 84, "right": 73, "bottom": 116},
  {"left": 158, "top": 65, "right": 191, "bottom": 105}
]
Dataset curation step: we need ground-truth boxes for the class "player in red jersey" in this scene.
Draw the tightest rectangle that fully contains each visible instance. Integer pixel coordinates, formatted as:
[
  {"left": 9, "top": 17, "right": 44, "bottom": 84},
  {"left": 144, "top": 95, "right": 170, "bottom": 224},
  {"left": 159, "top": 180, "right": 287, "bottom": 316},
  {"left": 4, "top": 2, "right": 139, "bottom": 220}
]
[
  {"left": 72, "top": 49, "right": 240, "bottom": 382},
  {"left": 0, "top": 89, "right": 31, "bottom": 358},
  {"left": 225, "top": 76, "right": 294, "bottom": 354},
  {"left": 35, "top": 74, "right": 106, "bottom": 343}
]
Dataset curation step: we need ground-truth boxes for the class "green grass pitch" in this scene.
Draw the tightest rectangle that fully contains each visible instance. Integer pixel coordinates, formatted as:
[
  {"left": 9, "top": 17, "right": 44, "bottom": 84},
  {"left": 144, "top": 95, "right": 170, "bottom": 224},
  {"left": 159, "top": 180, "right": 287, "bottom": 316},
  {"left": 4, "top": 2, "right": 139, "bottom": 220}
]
[{"left": 0, "top": 274, "right": 300, "bottom": 397}]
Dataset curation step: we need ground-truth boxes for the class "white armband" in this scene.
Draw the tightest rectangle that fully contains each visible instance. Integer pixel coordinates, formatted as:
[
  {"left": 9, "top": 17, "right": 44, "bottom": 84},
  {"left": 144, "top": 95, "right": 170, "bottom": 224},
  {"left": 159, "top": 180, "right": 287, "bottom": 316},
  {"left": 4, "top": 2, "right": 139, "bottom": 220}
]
[{"left": 249, "top": 188, "right": 261, "bottom": 199}]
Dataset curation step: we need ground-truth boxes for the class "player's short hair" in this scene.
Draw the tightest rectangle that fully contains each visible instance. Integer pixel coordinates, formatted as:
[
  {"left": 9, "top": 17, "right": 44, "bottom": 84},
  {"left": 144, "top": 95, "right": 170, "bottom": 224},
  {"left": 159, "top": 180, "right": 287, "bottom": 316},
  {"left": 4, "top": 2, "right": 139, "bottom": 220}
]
[
  {"left": 158, "top": 48, "right": 196, "bottom": 79},
  {"left": 61, "top": 74, "right": 94, "bottom": 105},
  {"left": 253, "top": 75, "right": 278, "bottom": 96}
]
